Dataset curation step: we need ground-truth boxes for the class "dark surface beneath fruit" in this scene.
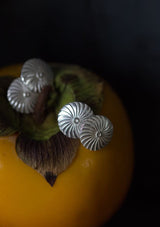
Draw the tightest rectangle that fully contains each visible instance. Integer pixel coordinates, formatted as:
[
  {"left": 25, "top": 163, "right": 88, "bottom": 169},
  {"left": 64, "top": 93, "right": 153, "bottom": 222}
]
[{"left": 0, "top": 1, "right": 159, "bottom": 226}]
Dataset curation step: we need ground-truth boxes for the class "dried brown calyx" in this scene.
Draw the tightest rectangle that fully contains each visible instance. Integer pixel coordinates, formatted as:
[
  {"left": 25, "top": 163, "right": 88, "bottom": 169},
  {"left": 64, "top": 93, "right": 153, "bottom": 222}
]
[
  {"left": 16, "top": 132, "right": 80, "bottom": 186},
  {"left": 0, "top": 63, "right": 104, "bottom": 186}
]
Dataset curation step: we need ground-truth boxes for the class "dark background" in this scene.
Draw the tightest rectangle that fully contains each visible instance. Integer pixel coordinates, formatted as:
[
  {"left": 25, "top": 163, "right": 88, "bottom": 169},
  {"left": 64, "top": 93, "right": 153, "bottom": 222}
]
[{"left": 0, "top": 0, "right": 159, "bottom": 226}]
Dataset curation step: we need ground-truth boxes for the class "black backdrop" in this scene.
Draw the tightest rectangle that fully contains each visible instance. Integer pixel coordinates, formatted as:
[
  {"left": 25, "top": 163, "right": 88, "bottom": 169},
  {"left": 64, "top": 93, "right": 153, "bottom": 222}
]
[{"left": 0, "top": 0, "right": 159, "bottom": 226}]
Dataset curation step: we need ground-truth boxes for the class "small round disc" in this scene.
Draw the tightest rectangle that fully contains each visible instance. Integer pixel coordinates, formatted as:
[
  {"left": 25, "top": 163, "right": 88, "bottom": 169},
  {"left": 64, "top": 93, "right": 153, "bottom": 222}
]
[
  {"left": 79, "top": 115, "right": 114, "bottom": 151},
  {"left": 58, "top": 102, "right": 94, "bottom": 138},
  {"left": 21, "top": 58, "right": 54, "bottom": 92},
  {"left": 7, "top": 78, "right": 39, "bottom": 114}
]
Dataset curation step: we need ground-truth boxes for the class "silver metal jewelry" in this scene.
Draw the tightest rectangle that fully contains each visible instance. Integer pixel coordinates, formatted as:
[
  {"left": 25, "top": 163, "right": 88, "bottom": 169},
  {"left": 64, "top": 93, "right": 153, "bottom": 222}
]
[
  {"left": 79, "top": 115, "right": 113, "bottom": 151},
  {"left": 57, "top": 102, "right": 94, "bottom": 138},
  {"left": 7, "top": 78, "right": 39, "bottom": 114},
  {"left": 21, "top": 58, "right": 54, "bottom": 92}
]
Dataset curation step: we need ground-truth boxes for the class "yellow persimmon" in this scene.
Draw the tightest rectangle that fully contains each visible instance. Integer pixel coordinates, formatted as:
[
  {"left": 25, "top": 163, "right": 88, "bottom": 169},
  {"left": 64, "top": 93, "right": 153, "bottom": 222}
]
[{"left": 0, "top": 64, "right": 134, "bottom": 227}]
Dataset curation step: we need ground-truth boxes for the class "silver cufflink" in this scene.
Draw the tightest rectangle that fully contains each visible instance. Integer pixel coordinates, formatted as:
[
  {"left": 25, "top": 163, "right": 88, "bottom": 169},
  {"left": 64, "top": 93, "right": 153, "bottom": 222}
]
[
  {"left": 7, "top": 58, "right": 53, "bottom": 114},
  {"left": 7, "top": 78, "right": 39, "bottom": 114},
  {"left": 57, "top": 102, "right": 94, "bottom": 138},
  {"left": 79, "top": 115, "right": 113, "bottom": 151},
  {"left": 21, "top": 58, "right": 54, "bottom": 93},
  {"left": 58, "top": 102, "right": 114, "bottom": 151}
]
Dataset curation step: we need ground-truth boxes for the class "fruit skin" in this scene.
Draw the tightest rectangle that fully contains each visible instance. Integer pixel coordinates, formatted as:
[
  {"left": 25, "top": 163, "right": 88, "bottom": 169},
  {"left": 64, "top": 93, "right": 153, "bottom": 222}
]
[{"left": 0, "top": 65, "right": 134, "bottom": 227}]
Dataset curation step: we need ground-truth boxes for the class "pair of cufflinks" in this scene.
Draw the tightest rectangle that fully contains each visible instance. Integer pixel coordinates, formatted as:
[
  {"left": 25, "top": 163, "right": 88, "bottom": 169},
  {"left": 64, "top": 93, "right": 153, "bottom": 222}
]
[
  {"left": 7, "top": 59, "right": 53, "bottom": 114},
  {"left": 58, "top": 102, "right": 113, "bottom": 151},
  {"left": 7, "top": 58, "right": 113, "bottom": 151}
]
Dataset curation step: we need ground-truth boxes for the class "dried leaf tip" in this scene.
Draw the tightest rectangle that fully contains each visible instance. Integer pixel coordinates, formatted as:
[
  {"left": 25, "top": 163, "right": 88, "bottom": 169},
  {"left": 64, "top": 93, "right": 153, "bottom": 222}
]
[{"left": 45, "top": 172, "right": 57, "bottom": 187}]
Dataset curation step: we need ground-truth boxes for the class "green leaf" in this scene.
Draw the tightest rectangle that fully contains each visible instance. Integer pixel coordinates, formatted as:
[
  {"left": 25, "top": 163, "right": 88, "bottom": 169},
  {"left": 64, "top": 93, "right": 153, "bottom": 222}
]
[
  {"left": 0, "top": 121, "right": 17, "bottom": 136},
  {"left": 19, "top": 111, "right": 59, "bottom": 141},
  {"left": 46, "top": 88, "right": 58, "bottom": 109},
  {"left": 54, "top": 65, "right": 104, "bottom": 114},
  {"left": 56, "top": 84, "right": 75, "bottom": 114},
  {"left": 0, "top": 96, "right": 20, "bottom": 130},
  {"left": 16, "top": 85, "right": 59, "bottom": 140},
  {"left": 0, "top": 76, "right": 19, "bottom": 136}
]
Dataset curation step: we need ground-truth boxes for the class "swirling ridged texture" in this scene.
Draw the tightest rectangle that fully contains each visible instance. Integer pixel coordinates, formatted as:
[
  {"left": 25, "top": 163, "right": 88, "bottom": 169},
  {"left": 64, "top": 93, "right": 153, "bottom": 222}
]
[
  {"left": 80, "top": 115, "right": 113, "bottom": 151},
  {"left": 21, "top": 58, "right": 54, "bottom": 92},
  {"left": 58, "top": 102, "right": 94, "bottom": 138},
  {"left": 7, "top": 78, "right": 39, "bottom": 114}
]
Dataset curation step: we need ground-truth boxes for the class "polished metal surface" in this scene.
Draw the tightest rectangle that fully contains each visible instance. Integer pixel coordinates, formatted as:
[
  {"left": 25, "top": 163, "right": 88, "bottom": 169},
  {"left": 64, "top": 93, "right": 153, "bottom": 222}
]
[
  {"left": 21, "top": 58, "right": 54, "bottom": 92},
  {"left": 7, "top": 78, "right": 39, "bottom": 113},
  {"left": 58, "top": 102, "right": 94, "bottom": 138},
  {"left": 79, "top": 115, "right": 113, "bottom": 151}
]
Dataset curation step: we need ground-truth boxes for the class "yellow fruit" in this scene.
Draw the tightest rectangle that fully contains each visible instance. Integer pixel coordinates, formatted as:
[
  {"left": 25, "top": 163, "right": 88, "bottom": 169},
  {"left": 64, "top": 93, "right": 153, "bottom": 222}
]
[{"left": 0, "top": 64, "right": 134, "bottom": 227}]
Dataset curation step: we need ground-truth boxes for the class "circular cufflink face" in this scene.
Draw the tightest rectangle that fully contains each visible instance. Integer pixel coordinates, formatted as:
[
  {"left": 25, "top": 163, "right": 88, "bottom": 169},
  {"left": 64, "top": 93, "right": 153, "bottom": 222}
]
[
  {"left": 21, "top": 58, "right": 54, "bottom": 92},
  {"left": 57, "top": 102, "right": 94, "bottom": 138},
  {"left": 79, "top": 115, "right": 113, "bottom": 151},
  {"left": 7, "top": 78, "right": 39, "bottom": 114}
]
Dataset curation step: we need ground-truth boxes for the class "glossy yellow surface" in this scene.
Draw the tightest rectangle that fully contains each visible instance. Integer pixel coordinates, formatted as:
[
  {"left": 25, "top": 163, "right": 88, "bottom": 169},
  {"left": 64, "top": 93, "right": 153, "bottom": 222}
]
[{"left": 0, "top": 65, "right": 134, "bottom": 227}]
